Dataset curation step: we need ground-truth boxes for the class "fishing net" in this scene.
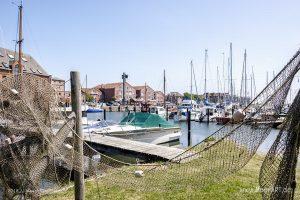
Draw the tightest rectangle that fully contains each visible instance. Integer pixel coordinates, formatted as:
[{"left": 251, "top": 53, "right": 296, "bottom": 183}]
[
  {"left": 0, "top": 48, "right": 299, "bottom": 199},
  {"left": 259, "top": 89, "right": 300, "bottom": 199}
]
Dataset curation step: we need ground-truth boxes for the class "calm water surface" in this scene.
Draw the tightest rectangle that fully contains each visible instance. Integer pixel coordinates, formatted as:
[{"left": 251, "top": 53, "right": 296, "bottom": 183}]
[{"left": 87, "top": 112, "right": 278, "bottom": 154}]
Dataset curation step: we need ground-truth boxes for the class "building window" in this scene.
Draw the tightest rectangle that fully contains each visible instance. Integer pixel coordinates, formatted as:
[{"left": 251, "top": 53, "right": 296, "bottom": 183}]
[
  {"left": 7, "top": 54, "right": 14, "bottom": 60},
  {"left": 30, "top": 68, "right": 35, "bottom": 73},
  {"left": 2, "top": 62, "right": 8, "bottom": 68}
]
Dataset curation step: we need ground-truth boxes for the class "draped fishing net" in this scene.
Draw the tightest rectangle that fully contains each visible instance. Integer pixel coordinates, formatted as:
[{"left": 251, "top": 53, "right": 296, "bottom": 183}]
[
  {"left": 259, "top": 89, "right": 300, "bottom": 199},
  {"left": 0, "top": 49, "right": 299, "bottom": 199}
]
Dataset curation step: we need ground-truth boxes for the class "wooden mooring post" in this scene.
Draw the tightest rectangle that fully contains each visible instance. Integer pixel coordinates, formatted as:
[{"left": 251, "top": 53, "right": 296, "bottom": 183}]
[
  {"left": 166, "top": 106, "right": 169, "bottom": 121},
  {"left": 103, "top": 109, "right": 106, "bottom": 120},
  {"left": 206, "top": 108, "right": 210, "bottom": 124},
  {"left": 187, "top": 109, "right": 191, "bottom": 146},
  {"left": 70, "top": 71, "right": 85, "bottom": 200}
]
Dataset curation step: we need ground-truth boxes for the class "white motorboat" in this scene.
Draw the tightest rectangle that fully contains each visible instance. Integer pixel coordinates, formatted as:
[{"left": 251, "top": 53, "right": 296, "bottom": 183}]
[
  {"left": 195, "top": 106, "right": 218, "bottom": 122},
  {"left": 149, "top": 106, "right": 167, "bottom": 119},
  {"left": 174, "top": 100, "right": 202, "bottom": 121},
  {"left": 59, "top": 104, "right": 89, "bottom": 112},
  {"left": 83, "top": 112, "right": 181, "bottom": 145}
]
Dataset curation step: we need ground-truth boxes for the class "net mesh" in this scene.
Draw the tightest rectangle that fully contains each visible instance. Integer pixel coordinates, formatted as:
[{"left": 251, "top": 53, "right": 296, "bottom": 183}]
[
  {"left": 259, "top": 89, "right": 300, "bottom": 199},
  {"left": 0, "top": 48, "right": 299, "bottom": 199}
]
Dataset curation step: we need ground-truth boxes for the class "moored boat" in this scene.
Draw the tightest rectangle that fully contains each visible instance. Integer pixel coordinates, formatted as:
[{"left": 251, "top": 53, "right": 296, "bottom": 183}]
[{"left": 83, "top": 112, "right": 181, "bottom": 145}]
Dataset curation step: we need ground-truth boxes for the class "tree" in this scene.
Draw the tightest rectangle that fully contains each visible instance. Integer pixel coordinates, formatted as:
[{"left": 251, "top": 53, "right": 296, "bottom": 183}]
[
  {"left": 183, "top": 92, "right": 191, "bottom": 100},
  {"left": 183, "top": 92, "right": 204, "bottom": 101},
  {"left": 85, "top": 93, "right": 94, "bottom": 102}
]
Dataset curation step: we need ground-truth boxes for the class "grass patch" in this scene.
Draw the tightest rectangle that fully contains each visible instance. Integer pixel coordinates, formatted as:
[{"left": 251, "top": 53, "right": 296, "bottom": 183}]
[{"left": 42, "top": 154, "right": 300, "bottom": 200}]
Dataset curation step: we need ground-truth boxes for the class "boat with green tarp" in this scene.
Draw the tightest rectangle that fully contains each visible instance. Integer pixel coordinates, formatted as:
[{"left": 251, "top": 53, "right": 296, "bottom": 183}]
[{"left": 83, "top": 112, "right": 181, "bottom": 145}]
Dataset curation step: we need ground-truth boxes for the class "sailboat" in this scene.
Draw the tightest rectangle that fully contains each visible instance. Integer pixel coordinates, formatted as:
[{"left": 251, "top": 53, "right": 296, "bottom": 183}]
[
  {"left": 174, "top": 60, "right": 202, "bottom": 122},
  {"left": 195, "top": 49, "right": 219, "bottom": 122},
  {"left": 215, "top": 43, "right": 235, "bottom": 124},
  {"left": 149, "top": 70, "right": 167, "bottom": 118}
]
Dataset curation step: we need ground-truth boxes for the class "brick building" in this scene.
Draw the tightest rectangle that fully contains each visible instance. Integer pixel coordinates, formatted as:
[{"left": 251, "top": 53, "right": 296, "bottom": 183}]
[
  {"left": 0, "top": 47, "right": 49, "bottom": 80},
  {"left": 134, "top": 85, "right": 155, "bottom": 102},
  {"left": 167, "top": 92, "right": 183, "bottom": 105},
  {"left": 94, "top": 82, "right": 135, "bottom": 102},
  {"left": 154, "top": 91, "right": 165, "bottom": 105},
  {"left": 82, "top": 88, "right": 102, "bottom": 103},
  {"left": 51, "top": 77, "right": 65, "bottom": 104},
  {"left": 0, "top": 47, "right": 71, "bottom": 106},
  {"left": 204, "top": 92, "right": 230, "bottom": 103}
]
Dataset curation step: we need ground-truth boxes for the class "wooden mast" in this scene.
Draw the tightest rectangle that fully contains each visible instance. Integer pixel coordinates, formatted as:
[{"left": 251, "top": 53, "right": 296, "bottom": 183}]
[
  {"left": 17, "top": 2, "right": 23, "bottom": 75},
  {"left": 244, "top": 49, "right": 247, "bottom": 104}
]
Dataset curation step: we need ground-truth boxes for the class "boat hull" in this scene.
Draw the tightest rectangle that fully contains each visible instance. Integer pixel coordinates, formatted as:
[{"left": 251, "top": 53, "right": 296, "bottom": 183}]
[
  {"left": 215, "top": 116, "right": 231, "bottom": 125},
  {"left": 109, "top": 128, "right": 181, "bottom": 144},
  {"left": 86, "top": 108, "right": 103, "bottom": 113}
]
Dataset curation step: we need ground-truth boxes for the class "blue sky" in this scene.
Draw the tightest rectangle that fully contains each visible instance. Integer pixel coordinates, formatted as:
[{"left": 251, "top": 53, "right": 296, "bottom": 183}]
[{"left": 0, "top": 0, "right": 299, "bottom": 97}]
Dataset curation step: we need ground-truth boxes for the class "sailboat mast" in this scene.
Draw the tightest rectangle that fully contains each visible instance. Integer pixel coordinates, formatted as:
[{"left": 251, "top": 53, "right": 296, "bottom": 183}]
[
  {"left": 244, "top": 49, "right": 247, "bottom": 104},
  {"left": 144, "top": 82, "right": 147, "bottom": 104},
  {"left": 85, "top": 74, "right": 87, "bottom": 103},
  {"left": 227, "top": 57, "right": 230, "bottom": 96},
  {"left": 204, "top": 49, "right": 208, "bottom": 99},
  {"left": 252, "top": 66, "right": 256, "bottom": 98},
  {"left": 190, "top": 60, "right": 193, "bottom": 104},
  {"left": 230, "top": 43, "right": 233, "bottom": 103},
  {"left": 18, "top": 2, "right": 23, "bottom": 74},
  {"left": 250, "top": 73, "right": 253, "bottom": 100},
  {"left": 222, "top": 52, "right": 225, "bottom": 94},
  {"left": 217, "top": 66, "right": 220, "bottom": 103},
  {"left": 163, "top": 69, "right": 166, "bottom": 109},
  {"left": 240, "top": 54, "right": 245, "bottom": 102}
]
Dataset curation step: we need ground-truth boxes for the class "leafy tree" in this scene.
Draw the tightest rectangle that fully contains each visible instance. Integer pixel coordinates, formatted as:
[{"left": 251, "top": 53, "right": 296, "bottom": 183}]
[
  {"left": 85, "top": 93, "right": 94, "bottom": 102},
  {"left": 183, "top": 92, "right": 204, "bottom": 101}
]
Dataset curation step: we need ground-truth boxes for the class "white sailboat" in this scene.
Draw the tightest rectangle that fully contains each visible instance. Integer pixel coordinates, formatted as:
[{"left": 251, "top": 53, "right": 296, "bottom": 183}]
[{"left": 174, "top": 60, "right": 202, "bottom": 121}]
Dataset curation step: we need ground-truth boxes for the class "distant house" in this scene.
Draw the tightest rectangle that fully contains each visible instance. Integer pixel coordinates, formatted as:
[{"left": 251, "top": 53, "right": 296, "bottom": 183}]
[
  {"left": 94, "top": 82, "right": 135, "bottom": 102},
  {"left": 0, "top": 47, "right": 69, "bottom": 104},
  {"left": 167, "top": 92, "right": 183, "bottom": 105},
  {"left": 0, "top": 47, "right": 49, "bottom": 80},
  {"left": 154, "top": 91, "right": 165, "bottom": 105},
  {"left": 134, "top": 85, "right": 155, "bottom": 102},
  {"left": 51, "top": 77, "right": 65, "bottom": 103},
  {"left": 82, "top": 88, "right": 102, "bottom": 103},
  {"left": 204, "top": 92, "right": 230, "bottom": 103}
]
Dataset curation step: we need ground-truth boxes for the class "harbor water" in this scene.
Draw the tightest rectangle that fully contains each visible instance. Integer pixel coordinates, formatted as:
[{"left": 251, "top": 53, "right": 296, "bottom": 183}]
[{"left": 87, "top": 112, "right": 279, "bottom": 154}]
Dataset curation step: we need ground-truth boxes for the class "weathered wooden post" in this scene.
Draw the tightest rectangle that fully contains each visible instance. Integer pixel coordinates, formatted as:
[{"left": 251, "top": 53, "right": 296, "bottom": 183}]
[
  {"left": 103, "top": 108, "right": 106, "bottom": 120},
  {"left": 166, "top": 106, "right": 168, "bottom": 121},
  {"left": 206, "top": 108, "right": 210, "bottom": 124},
  {"left": 187, "top": 109, "right": 191, "bottom": 146},
  {"left": 70, "top": 71, "right": 85, "bottom": 200}
]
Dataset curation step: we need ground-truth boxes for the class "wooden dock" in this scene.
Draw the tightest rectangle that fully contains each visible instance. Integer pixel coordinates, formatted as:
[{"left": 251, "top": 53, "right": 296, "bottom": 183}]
[{"left": 84, "top": 133, "right": 184, "bottom": 160}]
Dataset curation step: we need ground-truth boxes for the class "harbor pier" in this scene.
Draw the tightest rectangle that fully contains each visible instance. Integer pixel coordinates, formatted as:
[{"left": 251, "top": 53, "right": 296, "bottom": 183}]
[{"left": 84, "top": 133, "right": 184, "bottom": 162}]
